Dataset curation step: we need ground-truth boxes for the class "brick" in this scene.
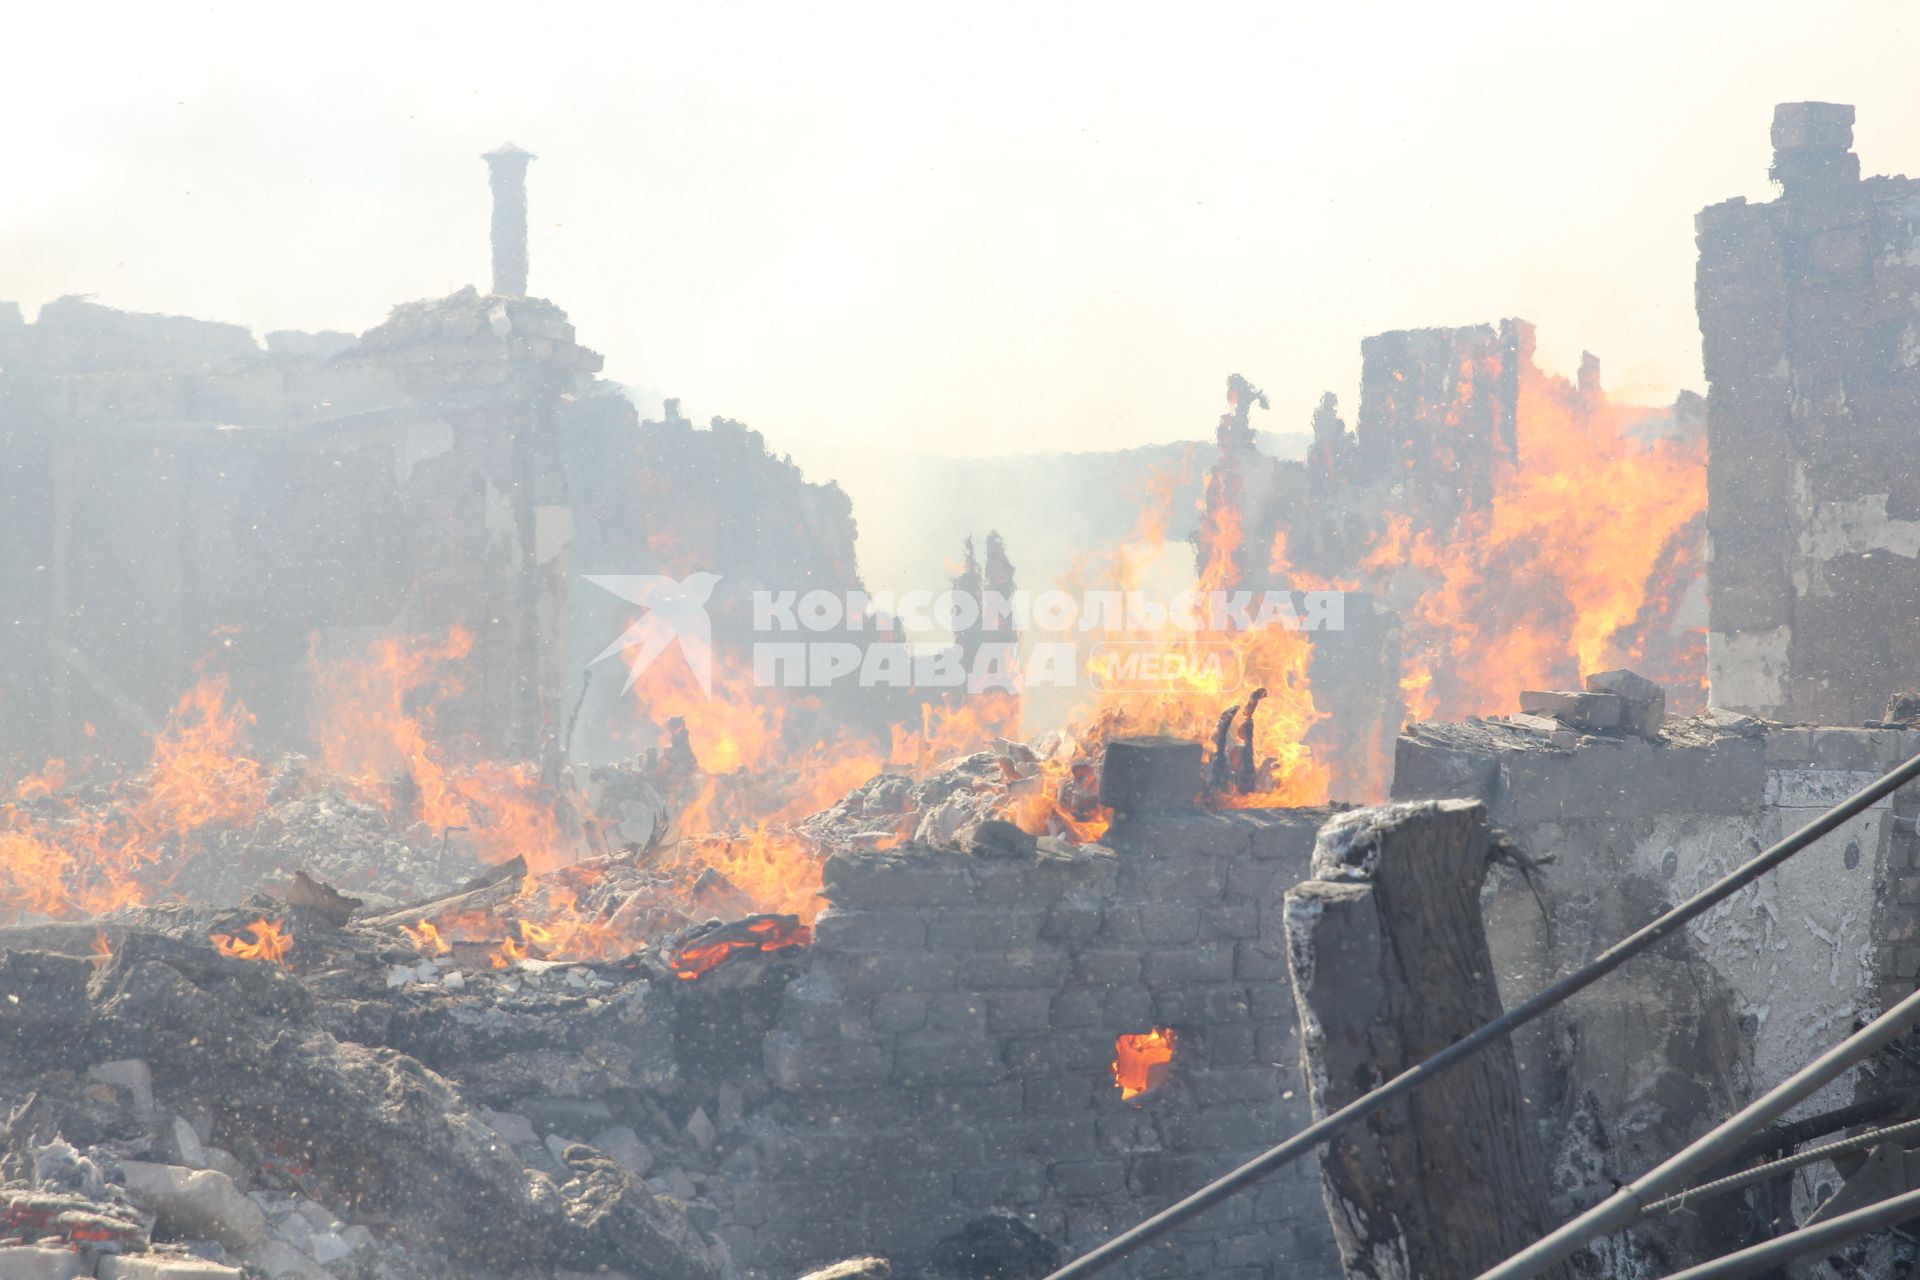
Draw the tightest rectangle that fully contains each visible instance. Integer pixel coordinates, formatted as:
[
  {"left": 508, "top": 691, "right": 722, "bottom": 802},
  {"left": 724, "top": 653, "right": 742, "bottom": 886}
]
[
  {"left": 893, "top": 1035, "right": 1008, "bottom": 1085},
  {"left": 928, "top": 908, "right": 1046, "bottom": 950},
  {"left": 1041, "top": 898, "right": 1103, "bottom": 943},
  {"left": 910, "top": 1082, "right": 1026, "bottom": 1124},
  {"left": 1143, "top": 942, "right": 1235, "bottom": 985},
  {"left": 1213, "top": 1231, "right": 1278, "bottom": 1270},
  {"left": 1049, "top": 1159, "right": 1127, "bottom": 1198},
  {"left": 823, "top": 853, "right": 977, "bottom": 907},
  {"left": 1140, "top": 902, "right": 1202, "bottom": 944},
  {"left": 1161, "top": 1104, "right": 1281, "bottom": 1152},
  {"left": 1151, "top": 985, "right": 1250, "bottom": 1025},
  {"left": 1195, "top": 1021, "right": 1256, "bottom": 1067},
  {"left": 1815, "top": 728, "right": 1884, "bottom": 770},
  {"left": 953, "top": 1160, "right": 1046, "bottom": 1206},
  {"left": 977, "top": 1113, "right": 1099, "bottom": 1162},
  {"left": 827, "top": 949, "right": 960, "bottom": 994},
  {"left": 1102, "top": 986, "right": 1155, "bottom": 1025},
  {"left": 958, "top": 951, "right": 1071, "bottom": 989},
  {"left": 1049, "top": 987, "right": 1103, "bottom": 1029},
  {"left": 1250, "top": 984, "right": 1298, "bottom": 1020},
  {"left": 1005, "top": 1030, "right": 1116, "bottom": 1076},
  {"left": 1225, "top": 859, "right": 1285, "bottom": 900},
  {"left": 1064, "top": 1202, "right": 1117, "bottom": 1247},
  {"left": 970, "top": 861, "right": 1041, "bottom": 905},
  {"left": 810, "top": 908, "right": 929, "bottom": 951},
  {"left": 1130, "top": 1235, "right": 1215, "bottom": 1278},
  {"left": 1072, "top": 949, "right": 1143, "bottom": 986},
  {"left": 870, "top": 992, "right": 927, "bottom": 1033},
  {"left": 925, "top": 993, "right": 988, "bottom": 1034},
  {"left": 1119, "top": 855, "right": 1227, "bottom": 901},
  {"left": 1191, "top": 1067, "right": 1283, "bottom": 1105},
  {"left": 1234, "top": 939, "right": 1290, "bottom": 981},
  {"left": 1256, "top": 1019, "right": 1302, "bottom": 1067},
  {"left": 1765, "top": 726, "right": 1816, "bottom": 764},
  {"left": 764, "top": 1032, "right": 892, "bottom": 1090},
  {"left": 987, "top": 989, "right": 1058, "bottom": 1033},
  {"left": 1097, "top": 1108, "right": 1165, "bottom": 1155},
  {"left": 1199, "top": 903, "right": 1260, "bottom": 939},
  {"left": 1025, "top": 1075, "right": 1095, "bottom": 1113},
  {"left": 1098, "top": 904, "right": 1145, "bottom": 944}
]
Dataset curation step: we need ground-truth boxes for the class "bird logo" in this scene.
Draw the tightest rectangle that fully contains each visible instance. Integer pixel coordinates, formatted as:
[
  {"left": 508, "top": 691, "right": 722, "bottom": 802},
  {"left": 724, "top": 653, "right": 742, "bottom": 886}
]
[{"left": 584, "top": 573, "right": 722, "bottom": 696}]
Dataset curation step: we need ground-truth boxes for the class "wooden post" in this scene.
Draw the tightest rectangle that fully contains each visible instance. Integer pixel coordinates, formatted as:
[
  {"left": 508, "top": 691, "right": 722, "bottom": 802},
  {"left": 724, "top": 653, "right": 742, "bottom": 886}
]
[{"left": 1283, "top": 799, "right": 1570, "bottom": 1280}]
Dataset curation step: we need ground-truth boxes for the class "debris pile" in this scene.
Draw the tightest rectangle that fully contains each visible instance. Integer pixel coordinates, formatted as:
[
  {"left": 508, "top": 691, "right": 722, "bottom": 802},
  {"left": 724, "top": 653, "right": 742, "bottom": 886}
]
[{"left": 0, "top": 902, "right": 798, "bottom": 1280}]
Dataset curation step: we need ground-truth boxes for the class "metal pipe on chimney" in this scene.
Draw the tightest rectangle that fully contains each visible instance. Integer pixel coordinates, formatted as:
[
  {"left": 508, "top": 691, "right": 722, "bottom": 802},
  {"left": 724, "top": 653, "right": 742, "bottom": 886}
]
[{"left": 482, "top": 142, "right": 536, "bottom": 296}]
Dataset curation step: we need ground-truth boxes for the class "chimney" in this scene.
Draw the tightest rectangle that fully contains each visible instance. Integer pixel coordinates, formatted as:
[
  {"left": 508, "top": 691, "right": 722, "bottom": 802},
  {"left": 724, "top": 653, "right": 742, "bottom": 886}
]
[
  {"left": 1769, "top": 102, "right": 1858, "bottom": 193},
  {"left": 482, "top": 142, "right": 536, "bottom": 296}
]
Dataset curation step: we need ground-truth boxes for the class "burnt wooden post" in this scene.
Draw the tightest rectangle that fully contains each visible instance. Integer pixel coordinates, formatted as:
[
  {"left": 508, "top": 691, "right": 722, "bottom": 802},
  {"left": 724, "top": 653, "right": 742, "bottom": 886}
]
[{"left": 1282, "top": 799, "right": 1570, "bottom": 1280}]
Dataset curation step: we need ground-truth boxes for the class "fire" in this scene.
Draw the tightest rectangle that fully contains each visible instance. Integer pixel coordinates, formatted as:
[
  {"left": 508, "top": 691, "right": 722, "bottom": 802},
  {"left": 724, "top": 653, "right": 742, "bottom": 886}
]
[
  {"left": 668, "top": 914, "right": 813, "bottom": 980},
  {"left": 1, "top": 675, "right": 263, "bottom": 921},
  {"left": 1040, "top": 387, "right": 1332, "bottom": 815},
  {"left": 210, "top": 917, "right": 292, "bottom": 966},
  {"left": 1113, "top": 1028, "right": 1177, "bottom": 1100},
  {"left": 1383, "top": 352, "right": 1706, "bottom": 721},
  {"left": 90, "top": 930, "right": 112, "bottom": 969},
  {"left": 309, "top": 630, "right": 565, "bottom": 869},
  {"left": 401, "top": 918, "right": 450, "bottom": 955}
]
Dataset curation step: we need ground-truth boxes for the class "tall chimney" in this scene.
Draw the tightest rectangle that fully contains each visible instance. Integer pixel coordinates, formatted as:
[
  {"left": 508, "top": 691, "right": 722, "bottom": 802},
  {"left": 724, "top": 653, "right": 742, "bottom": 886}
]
[{"left": 482, "top": 142, "right": 536, "bottom": 296}]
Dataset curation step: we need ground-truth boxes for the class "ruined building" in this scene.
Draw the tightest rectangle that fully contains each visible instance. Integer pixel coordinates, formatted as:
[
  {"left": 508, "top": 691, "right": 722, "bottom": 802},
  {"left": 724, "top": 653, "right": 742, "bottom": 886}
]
[{"left": 1699, "top": 102, "right": 1920, "bottom": 724}]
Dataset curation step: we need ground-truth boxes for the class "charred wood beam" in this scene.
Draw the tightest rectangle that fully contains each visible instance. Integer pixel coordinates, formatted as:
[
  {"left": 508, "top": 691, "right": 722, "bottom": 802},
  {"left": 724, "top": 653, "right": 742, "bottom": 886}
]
[{"left": 1284, "top": 800, "right": 1570, "bottom": 1280}]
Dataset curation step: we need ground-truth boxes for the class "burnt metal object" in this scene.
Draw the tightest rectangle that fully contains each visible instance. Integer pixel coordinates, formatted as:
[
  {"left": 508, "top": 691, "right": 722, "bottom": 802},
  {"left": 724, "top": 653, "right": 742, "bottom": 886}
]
[{"left": 1234, "top": 687, "right": 1267, "bottom": 793}]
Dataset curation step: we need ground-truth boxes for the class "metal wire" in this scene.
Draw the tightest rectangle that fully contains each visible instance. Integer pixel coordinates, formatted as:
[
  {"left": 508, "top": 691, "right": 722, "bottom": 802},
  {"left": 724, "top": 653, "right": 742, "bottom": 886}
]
[
  {"left": 1042, "top": 742, "right": 1920, "bottom": 1280},
  {"left": 1643, "top": 1114, "right": 1920, "bottom": 1218},
  {"left": 1657, "top": 1185, "right": 1920, "bottom": 1280}
]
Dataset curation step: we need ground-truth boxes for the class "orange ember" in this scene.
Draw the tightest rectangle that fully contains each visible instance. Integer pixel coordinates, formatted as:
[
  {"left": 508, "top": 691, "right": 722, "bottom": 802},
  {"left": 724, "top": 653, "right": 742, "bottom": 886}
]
[
  {"left": 1113, "top": 1028, "right": 1177, "bottom": 1100},
  {"left": 210, "top": 917, "right": 292, "bottom": 966},
  {"left": 669, "top": 914, "right": 813, "bottom": 980}
]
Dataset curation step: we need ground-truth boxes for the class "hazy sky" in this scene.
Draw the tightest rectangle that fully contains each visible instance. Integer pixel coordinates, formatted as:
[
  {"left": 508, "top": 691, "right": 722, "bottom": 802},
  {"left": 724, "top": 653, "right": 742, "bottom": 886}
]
[{"left": 6, "top": 1, "right": 1918, "bottom": 468}]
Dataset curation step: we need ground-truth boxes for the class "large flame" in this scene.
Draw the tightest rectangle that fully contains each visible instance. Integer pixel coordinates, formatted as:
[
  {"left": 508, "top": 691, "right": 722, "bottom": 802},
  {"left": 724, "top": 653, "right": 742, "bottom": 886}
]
[
  {"left": 1, "top": 675, "right": 263, "bottom": 921},
  {"left": 1385, "top": 358, "right": 1707, "bottom": 722}
]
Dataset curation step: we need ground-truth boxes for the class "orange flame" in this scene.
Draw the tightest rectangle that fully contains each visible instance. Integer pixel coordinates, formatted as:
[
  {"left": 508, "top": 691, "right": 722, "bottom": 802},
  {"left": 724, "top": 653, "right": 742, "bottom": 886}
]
[
  {"left": 1385, "top": 357, "right": 1706, "bottom": 721},
  {"left": 1113, "top": 1028, "right": 1177, "bottom": 1100},
  {"left": 401, "top": 918, "right": 450, "bottom": 956},
  {"left": 210, "top": 917, "right": 292, "bottom": 966},
  {"left": 1, "top": 675, "right": 263, "bottom": 921}
]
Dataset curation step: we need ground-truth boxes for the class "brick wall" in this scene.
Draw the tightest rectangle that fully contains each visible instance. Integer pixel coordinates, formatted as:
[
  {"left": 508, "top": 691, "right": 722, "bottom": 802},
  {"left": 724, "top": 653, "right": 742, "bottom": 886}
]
[{"left": 727, "top": 810, "right": 1344, "bottom": 1278}]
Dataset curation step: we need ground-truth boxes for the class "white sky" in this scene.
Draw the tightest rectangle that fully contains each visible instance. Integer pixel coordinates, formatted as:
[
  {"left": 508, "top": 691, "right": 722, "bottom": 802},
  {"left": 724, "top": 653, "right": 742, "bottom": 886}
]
[{"left": 4, "top": 1, "right": 1917, "bottom": 462}]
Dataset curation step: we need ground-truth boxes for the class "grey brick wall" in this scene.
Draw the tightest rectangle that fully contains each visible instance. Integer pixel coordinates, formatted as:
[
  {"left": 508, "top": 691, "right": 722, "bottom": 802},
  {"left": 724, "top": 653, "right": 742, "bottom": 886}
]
[{"left": 728, "top": 809, "right": 1345, "bottom": 1278}]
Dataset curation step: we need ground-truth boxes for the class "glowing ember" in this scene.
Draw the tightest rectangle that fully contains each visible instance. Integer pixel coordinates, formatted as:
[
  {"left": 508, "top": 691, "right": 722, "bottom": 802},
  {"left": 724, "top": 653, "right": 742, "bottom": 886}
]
[
  {"left": 1113, "top": 1028, "right": 1177, "bottom": 1100},
  {"left": 668, "top": 914, "right": 812, "bottom": 980},
  {"left": 210, "top": 917, "right": 292, "bottom": 966}
]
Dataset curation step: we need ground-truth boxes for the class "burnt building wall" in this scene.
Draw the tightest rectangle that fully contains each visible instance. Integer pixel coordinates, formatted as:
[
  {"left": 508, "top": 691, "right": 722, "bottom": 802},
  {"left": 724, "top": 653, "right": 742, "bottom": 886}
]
[
  {"left": 0, "top": 290, "right": 593, "bottom": 766},
  {"left": 1394, "top": 714, "right": 1920, "bottom": 1248},
  {"left": 734, "top": 812, "right": 1342, "bottom": 1278},
  {"left": 1698, "top": 102, "right": 1920, "bottom": 722}
]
